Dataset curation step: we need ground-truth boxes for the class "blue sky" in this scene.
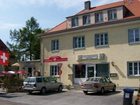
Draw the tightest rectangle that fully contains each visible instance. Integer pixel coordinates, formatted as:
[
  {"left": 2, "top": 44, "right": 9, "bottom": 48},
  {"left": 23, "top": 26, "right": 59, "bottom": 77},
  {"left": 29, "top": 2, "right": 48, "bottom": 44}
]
[{"left": 0, "top": 0, "right": 120, "bottom": 44}]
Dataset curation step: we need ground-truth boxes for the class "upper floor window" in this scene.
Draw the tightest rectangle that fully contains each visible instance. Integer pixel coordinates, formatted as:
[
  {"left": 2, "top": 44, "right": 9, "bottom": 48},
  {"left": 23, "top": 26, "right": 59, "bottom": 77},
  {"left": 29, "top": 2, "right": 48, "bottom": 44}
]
[
  {"left": 71, "top": 16, "right": 78, "bottom": 27},
  {"left": 73, "top": 36, "right": 85, "bottom": 49},
  {"left": 50, "top": 65, "right": 59, "bottom": 76},
  {"left": 95, "top": 12, "right": 103, "bottom": 23},
  {"left": 95, "top": 33, "right": 108, "bottom": 47},
  {"left": 128, "top": 61, "right": 140, "bottom": 76},
  {"left": 108, "top": 9, "right": 117, "bottom": 21},
  {"left": 83, "top": 14, "right": 90, "bottom": 25},
  {"left": 51, "top": 39, "right": 59, "bottom": 51},
  {"left": 128, "top": 28, "right": 140, "bottom": 44}
]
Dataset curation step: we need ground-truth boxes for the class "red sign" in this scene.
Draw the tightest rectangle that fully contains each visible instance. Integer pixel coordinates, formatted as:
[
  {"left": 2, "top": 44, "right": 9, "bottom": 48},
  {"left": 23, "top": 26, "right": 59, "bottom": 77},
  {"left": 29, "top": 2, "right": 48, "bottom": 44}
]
[
  {"left": 44, "top": 56, "right": 68, "bottom": 63},
  {"left": 0, "top": 50, "right": 9, "bottom": 66}
]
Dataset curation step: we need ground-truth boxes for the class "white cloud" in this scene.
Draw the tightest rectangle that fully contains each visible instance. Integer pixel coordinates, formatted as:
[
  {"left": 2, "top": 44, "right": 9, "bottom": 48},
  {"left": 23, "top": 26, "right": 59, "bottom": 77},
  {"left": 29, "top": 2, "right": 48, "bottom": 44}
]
[
  {"left": 0, "top": 0, "right": 122, "bottom": 9},
  {"left": 0, "top": 23, "right": 21, "bottom": 30}
]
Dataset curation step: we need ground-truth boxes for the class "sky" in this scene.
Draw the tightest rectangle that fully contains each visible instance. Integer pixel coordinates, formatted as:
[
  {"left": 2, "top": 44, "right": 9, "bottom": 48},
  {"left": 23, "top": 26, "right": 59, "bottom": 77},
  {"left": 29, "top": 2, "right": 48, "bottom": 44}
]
[{"left": 0, "top": 0, "right": 121, "bottom": 44}]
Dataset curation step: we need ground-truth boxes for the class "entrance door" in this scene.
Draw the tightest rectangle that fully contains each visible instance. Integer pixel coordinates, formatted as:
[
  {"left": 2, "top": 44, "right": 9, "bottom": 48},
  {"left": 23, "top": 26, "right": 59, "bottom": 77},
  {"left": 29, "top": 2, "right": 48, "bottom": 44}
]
[
  {"left": 86, "top": 64, "right": 96, "bottom": 78},
  {"left": 28, "top": 68, "right": 32, "bottom": 76}
]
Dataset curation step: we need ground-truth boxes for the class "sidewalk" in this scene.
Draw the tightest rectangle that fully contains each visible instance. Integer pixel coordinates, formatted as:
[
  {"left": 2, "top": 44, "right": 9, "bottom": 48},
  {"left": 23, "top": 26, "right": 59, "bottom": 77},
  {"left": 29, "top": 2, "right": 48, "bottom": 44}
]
[{"left": 0, "top": 99, "right": 29, "bottom": 105}]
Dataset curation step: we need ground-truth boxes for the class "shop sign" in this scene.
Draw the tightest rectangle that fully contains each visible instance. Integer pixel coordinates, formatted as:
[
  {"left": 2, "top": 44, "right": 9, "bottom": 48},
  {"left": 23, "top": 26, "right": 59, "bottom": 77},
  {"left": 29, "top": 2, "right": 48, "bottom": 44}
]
[
  {"left": 110, "top": 73, "right": 118, "bottom": 77},
  {"left": 78, "top": 53, "right": 105, "bottom": 61},
  {"left": 44, "top": 56, "right": 68, "bottom": 63}
]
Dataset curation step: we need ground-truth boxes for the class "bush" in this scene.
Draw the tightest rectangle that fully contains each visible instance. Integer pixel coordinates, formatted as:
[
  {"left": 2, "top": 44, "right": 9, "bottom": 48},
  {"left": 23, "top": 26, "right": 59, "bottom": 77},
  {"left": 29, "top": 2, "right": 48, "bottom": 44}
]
[{"left": 2, "top": 75, "right": 23, "bottom": 93}]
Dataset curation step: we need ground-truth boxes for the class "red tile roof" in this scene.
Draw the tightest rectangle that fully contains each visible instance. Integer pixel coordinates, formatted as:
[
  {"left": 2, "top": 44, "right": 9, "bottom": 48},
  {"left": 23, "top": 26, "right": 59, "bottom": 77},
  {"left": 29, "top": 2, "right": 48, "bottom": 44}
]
[
  {"left": 48, "top": 21, "right": 67, "bottom": 33},
  {"left": 46, "top": 0, "right": 140, "bottom": 34},
  {"left": 77, "top": 1, "right": 124, "bottom": 15}
]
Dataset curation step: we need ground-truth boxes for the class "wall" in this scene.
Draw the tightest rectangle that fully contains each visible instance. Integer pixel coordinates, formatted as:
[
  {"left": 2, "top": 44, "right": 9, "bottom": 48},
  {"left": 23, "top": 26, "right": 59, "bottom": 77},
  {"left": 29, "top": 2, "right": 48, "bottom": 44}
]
[{"left": 42, "top": 20, "right": 140, "bottom": 87}]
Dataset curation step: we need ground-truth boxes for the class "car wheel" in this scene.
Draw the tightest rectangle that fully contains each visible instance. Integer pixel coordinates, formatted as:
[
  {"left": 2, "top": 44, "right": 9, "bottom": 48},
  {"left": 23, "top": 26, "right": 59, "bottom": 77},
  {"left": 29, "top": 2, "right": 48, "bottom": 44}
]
[
  {"left": 83, "top": 91, "right": 88, "bottom": 95},
  {"left": 28, "top": 90, "right": 32, "bottom": 95},
  {"left": 101, "top": 88, "right": 105, "bottom": 94},
  {"left": 58, "top": 86, "right": 63, "bottom": 92},
  {"left": 41, "top": 87, "right": 46, "bottom": 95},
  {"left": 112, "top": 85, "right": 116, "bottom": 92}
]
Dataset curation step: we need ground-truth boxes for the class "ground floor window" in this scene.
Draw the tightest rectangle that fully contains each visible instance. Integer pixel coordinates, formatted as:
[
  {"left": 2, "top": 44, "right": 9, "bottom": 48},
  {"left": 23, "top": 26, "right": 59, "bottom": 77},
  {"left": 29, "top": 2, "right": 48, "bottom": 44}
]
[
  {"left": 74, "top": 64, "right": 86, "bottom": 78},
  {"left": 128, "top": 61, "right": 140, "bottom": 76},
  {"left": 74, "top": 63, "right": 109, "bottom": 78},
  {"left": 96, "top": 64, "right": 109, "bottom": 77},
  {"left": 50, "top": 65, "right": 59, "bottom": 76}
]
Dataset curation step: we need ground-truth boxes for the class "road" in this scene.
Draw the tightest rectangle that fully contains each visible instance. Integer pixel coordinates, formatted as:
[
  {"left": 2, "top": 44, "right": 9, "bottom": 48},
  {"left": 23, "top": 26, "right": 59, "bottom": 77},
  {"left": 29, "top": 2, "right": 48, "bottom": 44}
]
[{"left": 0, "top": 90, "right": 130, "bottom": 105}]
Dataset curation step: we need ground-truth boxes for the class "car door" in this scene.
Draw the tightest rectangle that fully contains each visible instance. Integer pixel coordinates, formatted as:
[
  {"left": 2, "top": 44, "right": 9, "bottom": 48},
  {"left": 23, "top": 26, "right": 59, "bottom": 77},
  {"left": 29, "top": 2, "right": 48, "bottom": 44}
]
[
  {"left": 43, "top": 77, "right": 51, "bottom": 91},
  {"left": 36, "top": 77, "right": 44, "bottom": 90},
  {"left": 104, "top": 78, "right": 114, "bottom": 90},
  {"left": 101, "top": 78, "right": 109, "bottom": 91},
  {"left": 48, "top": 77, "right": 58, "bottom": 90}
]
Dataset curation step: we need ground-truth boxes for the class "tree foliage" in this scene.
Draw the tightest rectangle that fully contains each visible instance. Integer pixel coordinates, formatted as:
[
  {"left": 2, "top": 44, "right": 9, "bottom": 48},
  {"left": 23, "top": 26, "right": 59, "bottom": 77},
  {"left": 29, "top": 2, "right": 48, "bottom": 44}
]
[{"left": 7, "top": 17, "right": 43, "bottom": 61}]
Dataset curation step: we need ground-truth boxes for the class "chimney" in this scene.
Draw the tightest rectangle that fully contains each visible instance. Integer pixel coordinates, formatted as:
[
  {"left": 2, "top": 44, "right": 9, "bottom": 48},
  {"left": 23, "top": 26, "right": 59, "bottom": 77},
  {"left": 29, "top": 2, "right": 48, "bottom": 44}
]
[{"left": 84, "top": 1, "right": 91, "bottom": 10}]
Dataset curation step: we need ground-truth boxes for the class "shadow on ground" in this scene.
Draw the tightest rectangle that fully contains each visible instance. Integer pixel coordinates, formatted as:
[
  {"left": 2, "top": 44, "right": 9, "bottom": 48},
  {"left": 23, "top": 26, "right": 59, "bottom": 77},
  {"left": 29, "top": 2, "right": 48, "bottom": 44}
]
[
  {"left": 0, "top": 93, "right": 20, "bottom": 98},
  {"left": 86, "top": 91, "right": 122, "bottom": 96},
  {"left": 28, "top": 90, "right": 67, "bottom": 96}
]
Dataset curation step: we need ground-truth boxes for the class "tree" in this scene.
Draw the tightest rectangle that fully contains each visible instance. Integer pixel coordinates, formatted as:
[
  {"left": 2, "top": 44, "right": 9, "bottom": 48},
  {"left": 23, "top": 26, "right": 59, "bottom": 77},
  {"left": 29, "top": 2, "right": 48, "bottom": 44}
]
[{"left": 7, "top": 17, "right": 43, "bottom": 61}]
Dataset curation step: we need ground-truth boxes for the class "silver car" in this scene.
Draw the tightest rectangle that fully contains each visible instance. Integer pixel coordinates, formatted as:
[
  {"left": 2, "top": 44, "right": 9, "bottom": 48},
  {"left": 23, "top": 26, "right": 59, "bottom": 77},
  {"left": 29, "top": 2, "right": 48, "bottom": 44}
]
[
  {"left": 23, "top": 76, "right": 63, "bottom": 94},
  {"left": 81, "top": 77, "right": 116, "bottom": 95}
]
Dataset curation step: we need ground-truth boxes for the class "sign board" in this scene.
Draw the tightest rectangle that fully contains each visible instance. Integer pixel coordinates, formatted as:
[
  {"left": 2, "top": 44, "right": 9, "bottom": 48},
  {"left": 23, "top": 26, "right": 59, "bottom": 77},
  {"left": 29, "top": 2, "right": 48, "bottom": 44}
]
[
  {"left": 44, "top": 56, "right": 68, "bottom": 63},
  {"left": 110, "top": 73, "right": 118, "bottom": 77},
  {"left": 78, "top": 53, "right": 105, "bottom": 61}
]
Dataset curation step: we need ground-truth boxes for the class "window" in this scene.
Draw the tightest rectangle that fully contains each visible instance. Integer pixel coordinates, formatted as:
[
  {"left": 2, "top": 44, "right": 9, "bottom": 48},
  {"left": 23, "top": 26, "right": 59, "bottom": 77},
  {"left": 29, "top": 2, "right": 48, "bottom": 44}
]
[
  {"left": 36, "top": 77, "right": 42, "bottom": 83},
  {"left": 128, "top": 61, "right": 140, "bottom": 76},
  {"left": 51, "top": 39, "right": 59, "bottom": 51},
  {"left": 73, "top": 36, "right": 85, "bottom": 49},
  {"left": 95, "top": 33, "right": 108, "bottom": 47},
  {"left": 50, "top": 65, "right": 59, "bottom": 76},
  {"left": 71, "top": 16, "right": 78, "bottom": 27},
  {"left": 128, "top": 28, "right": 140, "bottom": 44},
  {"left": 74, "top": 64, "right": 86, "bottom": 78},
  {"left": 95, "top": 12, "right": 103, "bottom": 23},
  {"left": 108, "top": 9, "right": 117, "bottom": 21},
  {"left": 83, "top": 14, "right": 90, "bottom": 25}
]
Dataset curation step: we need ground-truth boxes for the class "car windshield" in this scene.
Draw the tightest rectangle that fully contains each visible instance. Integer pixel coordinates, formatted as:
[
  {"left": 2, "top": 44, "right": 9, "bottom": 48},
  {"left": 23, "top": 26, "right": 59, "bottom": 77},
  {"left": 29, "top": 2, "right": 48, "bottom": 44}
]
[
  {"left": 24, "top": 77, "right": 36, "bottom": 82},
  {"left": 86, "top": 77, "right": 100, "bottom": 82}
]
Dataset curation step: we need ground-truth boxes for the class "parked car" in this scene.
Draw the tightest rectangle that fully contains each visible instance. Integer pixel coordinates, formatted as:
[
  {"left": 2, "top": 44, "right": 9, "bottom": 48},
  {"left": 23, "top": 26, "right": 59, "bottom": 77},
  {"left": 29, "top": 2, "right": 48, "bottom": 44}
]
[
  {"left": 81, "top": 77, "right": 116, "bottom": 95},
  {"left": 22, "top": 76, "right": 63, "bottom": 94}
]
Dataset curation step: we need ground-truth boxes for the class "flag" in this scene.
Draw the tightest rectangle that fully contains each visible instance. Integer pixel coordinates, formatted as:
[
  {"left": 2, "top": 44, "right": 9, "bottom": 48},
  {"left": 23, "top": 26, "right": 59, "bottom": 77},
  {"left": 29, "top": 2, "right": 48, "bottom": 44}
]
[{"left": 0, "top": 50, "right": 9, "bottom": 66}]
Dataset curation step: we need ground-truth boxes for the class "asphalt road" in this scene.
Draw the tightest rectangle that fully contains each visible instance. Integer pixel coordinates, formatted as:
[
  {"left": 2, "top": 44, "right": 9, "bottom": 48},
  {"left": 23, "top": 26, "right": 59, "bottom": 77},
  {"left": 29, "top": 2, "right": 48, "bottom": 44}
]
[{"left": 0, "top": 90, "right": 129, "bottom": 105}]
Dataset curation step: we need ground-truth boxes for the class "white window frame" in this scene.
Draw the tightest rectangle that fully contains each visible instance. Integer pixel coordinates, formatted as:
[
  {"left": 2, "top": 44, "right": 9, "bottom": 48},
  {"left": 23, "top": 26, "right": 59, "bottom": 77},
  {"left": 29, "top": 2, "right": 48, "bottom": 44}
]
[
  {"left": 95, "top": 12, "right": 103, "bottom": 23},
  {"left": 83, "top": 14, "right": 90, "bottom": 25},
  {"left": 128, "top": 28, "right": 140, "bottom": 44},
  {"left": 51, "top": 39, "right": 59, "bottom": 52},
  {"left": 95, "top": 33, "right": 108, "bottom": 47},
  {"left": 128, "top": 61, "right": 140, "bottom": 76},
  {"left": 108, "top": 9, "right": 117, "bottom": 21},
  {"left": 73, "top": 36, "right": 85, "bottom": 49},
  {"left": 50, "top": 65, "right": 59, "bottom": 76}
]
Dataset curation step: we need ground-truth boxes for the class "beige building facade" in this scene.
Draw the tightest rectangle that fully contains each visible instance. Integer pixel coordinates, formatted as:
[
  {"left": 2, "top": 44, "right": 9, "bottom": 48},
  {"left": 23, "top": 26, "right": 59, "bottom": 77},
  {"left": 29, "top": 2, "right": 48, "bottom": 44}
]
[{"left": 40, "top": 0, "right": 140, "bottom": 88}]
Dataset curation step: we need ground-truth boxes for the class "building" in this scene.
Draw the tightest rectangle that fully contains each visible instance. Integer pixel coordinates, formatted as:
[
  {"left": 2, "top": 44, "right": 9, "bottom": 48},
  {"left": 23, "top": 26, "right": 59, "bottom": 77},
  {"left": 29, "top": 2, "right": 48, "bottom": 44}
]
[
  {"left": 19, "top": 60, "right": 41, "bottom": 76},
  {"left": 40, "top": 0, "right": 140, "bottom": 88}
]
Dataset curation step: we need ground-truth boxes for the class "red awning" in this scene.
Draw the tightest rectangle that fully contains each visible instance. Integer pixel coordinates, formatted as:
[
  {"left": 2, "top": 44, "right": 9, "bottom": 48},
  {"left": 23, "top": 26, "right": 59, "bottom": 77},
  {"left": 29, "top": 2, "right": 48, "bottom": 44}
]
[{"left": 17, "top": 70, "right": 27, "bottom": 74}]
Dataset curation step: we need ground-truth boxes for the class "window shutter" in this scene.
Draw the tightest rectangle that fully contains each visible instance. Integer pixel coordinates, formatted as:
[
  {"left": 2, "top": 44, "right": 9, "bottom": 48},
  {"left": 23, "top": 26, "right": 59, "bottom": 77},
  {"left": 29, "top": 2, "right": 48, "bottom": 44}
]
[
  {"left": 128, "top": 29, "right": 132, "bottom": 43},
  {"left": 95, "top": 34, "right": 98, "bottom": 46},
  {"left": 73, "top": 37, "right": 75, "bottom": 48},
  {"left": 51, "top": 40, "right": 53, "bottom": 51}
]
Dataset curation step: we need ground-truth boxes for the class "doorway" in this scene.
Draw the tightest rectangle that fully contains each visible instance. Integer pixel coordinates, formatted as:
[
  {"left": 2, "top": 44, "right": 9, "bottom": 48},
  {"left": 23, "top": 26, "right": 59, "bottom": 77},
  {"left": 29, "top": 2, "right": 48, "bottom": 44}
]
[{"left": 86, "top": 64, "right": 96, "bottom": 78}]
